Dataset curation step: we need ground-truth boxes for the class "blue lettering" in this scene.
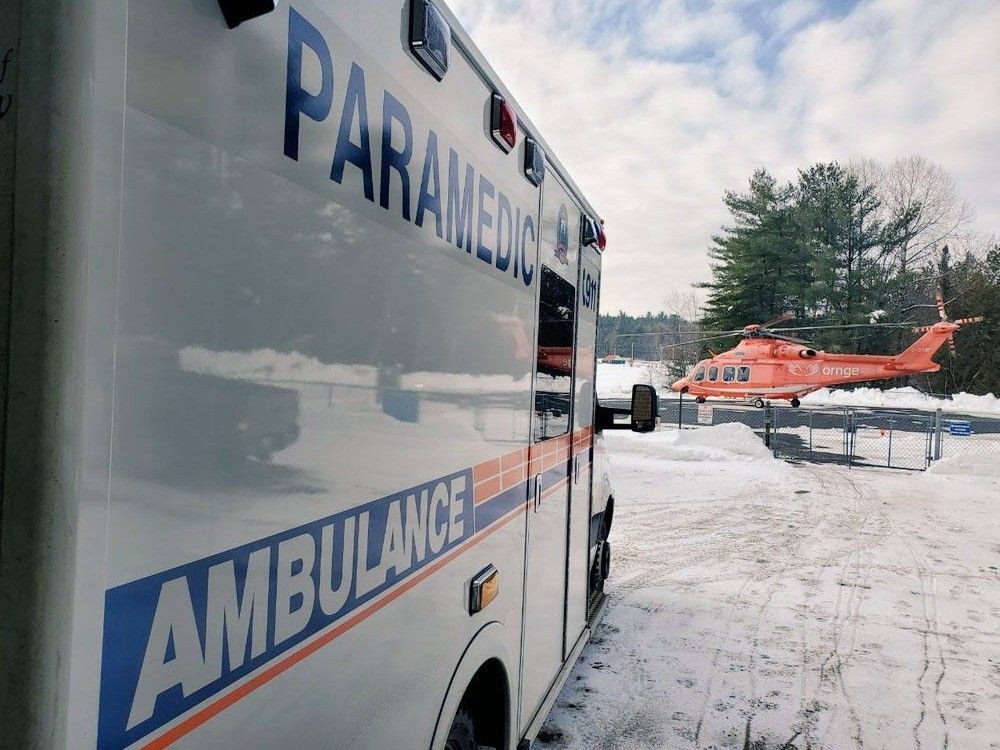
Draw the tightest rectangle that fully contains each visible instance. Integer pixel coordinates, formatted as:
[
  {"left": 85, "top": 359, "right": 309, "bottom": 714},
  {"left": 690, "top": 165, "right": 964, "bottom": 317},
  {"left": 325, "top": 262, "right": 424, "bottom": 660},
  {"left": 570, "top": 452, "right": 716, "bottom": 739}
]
[
  {"left": 581, "top": 270, "right": 599, "bottom": 310},
  {"left": 495, "top": 192, "right": 512, "bottom": 272},
  {"left": 379, "top": 91, "right": 413, "bottom": 221},
  {"left": 99, "top": 469, "right": 474, "bottom": 750},
  {"left": 284, "top": 8, "right": 333, "bottom": 161},
  {"left": 520, "top": 214, "right": 535, "bottom": 286},
  {"left": 447, "top": 149, "right": 475, "bottom": 251},
  {"left": 513, "top": 207, "right": 521, "bottom": 279},
  {"left": 415, "top": 130, "right": 443, "bottom": 238},
  {"left": 331, "top": 62, "right": 374, "bottom": 202},
  {"left": 476, "top": 175, "right": 494, "bottom": 264}
]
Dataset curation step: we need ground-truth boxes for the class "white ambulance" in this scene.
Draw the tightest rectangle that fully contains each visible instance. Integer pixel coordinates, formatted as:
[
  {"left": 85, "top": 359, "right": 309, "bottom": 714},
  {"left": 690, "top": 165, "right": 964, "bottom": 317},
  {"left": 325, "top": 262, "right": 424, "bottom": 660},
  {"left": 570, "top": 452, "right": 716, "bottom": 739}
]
[{"left": 0, "top": 1, "right": 657, "bottom": 748}]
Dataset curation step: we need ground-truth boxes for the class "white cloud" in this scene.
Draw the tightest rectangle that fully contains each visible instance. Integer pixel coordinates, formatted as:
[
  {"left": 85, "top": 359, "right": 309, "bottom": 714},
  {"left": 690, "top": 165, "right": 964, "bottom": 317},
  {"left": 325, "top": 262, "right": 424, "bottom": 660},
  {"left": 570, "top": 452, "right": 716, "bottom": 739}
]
[{"left": 448, "top": 0, "right": 1000, "bottom": 314}]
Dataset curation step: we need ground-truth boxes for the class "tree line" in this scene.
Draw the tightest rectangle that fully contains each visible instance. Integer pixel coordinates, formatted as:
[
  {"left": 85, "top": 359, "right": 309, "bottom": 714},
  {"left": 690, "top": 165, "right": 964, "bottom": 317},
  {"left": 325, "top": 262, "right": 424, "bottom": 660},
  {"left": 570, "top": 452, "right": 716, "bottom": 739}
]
[
  {"left": 697, "top": 156, "right": 998, "bottom": 394},
  {"left": 597, "top": 156, "right": 999, "bottom": 395}
]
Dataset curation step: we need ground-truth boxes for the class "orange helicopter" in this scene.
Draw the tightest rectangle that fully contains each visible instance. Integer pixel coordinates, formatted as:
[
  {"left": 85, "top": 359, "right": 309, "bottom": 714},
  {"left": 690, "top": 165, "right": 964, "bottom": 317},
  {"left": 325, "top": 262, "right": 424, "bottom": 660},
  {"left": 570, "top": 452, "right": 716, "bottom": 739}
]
[{"left": 670, "top": 296, "right": 983, "bottom": 408}]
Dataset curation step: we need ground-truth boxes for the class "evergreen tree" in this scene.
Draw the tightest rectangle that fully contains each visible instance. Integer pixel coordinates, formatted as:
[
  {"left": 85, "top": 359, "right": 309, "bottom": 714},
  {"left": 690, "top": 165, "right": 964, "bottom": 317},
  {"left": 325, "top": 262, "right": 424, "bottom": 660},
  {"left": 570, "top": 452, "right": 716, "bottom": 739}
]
[{"left": 700, "top": 170, "right": 798, "bottom": 332}]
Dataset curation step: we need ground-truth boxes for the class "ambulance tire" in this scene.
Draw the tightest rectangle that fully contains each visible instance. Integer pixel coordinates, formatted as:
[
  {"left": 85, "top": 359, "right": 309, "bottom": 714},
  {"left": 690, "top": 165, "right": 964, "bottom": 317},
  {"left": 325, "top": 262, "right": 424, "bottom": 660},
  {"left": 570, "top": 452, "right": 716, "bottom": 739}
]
[
  {"left": 600, "top": 540, "right": 612, "bottom": 580},
  {"left": 590, "top": 545, "right": 604, "bottom": 596},
  {"left": 445, "top": 709, "right": 477, "bottom": 750}
]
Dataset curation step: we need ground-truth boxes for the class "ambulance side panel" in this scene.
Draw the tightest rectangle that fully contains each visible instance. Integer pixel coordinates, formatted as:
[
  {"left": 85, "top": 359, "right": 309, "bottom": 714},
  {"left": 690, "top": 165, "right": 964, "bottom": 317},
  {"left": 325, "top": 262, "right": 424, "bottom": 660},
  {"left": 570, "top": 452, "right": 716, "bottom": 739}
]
[{"left": 0, "top": 1, "right": 607, "bottom": 748}]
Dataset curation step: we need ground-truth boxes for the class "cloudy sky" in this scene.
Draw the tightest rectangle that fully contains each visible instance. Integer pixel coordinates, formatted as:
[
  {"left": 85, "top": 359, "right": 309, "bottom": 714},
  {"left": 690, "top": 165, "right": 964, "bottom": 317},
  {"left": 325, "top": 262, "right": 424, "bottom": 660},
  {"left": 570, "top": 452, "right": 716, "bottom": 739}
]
[{"left": 448, "top": 0, "right": 1000, "bottom": 314}]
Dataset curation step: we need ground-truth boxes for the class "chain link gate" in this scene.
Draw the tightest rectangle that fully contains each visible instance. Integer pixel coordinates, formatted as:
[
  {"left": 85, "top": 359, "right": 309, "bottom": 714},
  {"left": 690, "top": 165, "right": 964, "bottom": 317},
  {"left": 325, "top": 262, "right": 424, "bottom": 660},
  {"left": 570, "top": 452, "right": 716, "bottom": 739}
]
[{"left": 770, "top": 405, "right": 934, "bottom": 470}]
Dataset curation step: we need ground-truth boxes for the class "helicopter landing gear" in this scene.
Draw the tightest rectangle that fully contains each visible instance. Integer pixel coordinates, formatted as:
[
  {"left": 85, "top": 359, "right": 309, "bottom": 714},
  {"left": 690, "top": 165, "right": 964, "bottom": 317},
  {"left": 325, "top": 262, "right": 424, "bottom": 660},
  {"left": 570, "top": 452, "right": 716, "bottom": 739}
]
[
  {"left": 752, "top": 397, "right": 766, "bottom": 409},
  {"left": 790, "top": 398, "right": 801, "bottom": 408},
  {"left": 695, "top": 396, "right": 706, "bottom": 404}
]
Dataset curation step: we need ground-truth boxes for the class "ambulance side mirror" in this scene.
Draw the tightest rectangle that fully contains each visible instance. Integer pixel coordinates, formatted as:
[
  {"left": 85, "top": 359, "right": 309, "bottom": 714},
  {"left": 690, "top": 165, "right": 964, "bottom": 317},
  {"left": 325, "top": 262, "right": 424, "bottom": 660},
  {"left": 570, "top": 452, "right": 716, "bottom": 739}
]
[
  {"left": 630, "top": 384, "right": 658, "bottom": 432},
  {"left": 594, "top": 384, "right": 659, "bottom": 433}
]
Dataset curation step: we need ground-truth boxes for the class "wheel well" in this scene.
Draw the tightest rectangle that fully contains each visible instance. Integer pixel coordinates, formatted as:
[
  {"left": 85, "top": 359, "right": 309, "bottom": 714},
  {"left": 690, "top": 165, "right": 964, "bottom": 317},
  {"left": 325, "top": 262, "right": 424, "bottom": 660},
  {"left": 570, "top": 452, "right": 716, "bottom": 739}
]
[{"left": 455, "top": 658, "right": 509, "bottom": 749}]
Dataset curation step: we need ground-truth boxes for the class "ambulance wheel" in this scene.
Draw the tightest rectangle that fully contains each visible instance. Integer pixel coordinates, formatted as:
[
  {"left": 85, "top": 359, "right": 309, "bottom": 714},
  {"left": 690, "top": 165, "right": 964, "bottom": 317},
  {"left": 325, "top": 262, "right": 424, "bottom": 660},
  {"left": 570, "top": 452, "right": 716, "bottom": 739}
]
[
  {"left": 590, "top": 544, "right": 605, "bottom": 595},
  {"left": 791, "top": 398, "right": 801, "bottom": 408},
  {"left": 444, "top": 709, "right": 477, "bottom": 750},
  {"left": 695, "top": 396, "right": 706, "bottom": 403},
  {"left": 600, "top": 540, "right": 612, "bottom": 580},
  {"left": 753, "top": 397, "right": 766, "bottom": 409}
]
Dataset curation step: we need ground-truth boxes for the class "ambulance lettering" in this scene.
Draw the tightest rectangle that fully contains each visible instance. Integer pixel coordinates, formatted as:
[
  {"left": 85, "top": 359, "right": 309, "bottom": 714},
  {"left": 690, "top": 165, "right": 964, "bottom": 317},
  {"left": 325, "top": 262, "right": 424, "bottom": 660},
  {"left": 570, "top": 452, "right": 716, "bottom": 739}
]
[
  {"left": 98, "top": 471, "right": 472, "bottom": 750},
  {"left": 581, "top": 267, "right": 599, "bottom": 312},
  {"left": 283, "top": 7, "right": 536, "bottom": 287}
]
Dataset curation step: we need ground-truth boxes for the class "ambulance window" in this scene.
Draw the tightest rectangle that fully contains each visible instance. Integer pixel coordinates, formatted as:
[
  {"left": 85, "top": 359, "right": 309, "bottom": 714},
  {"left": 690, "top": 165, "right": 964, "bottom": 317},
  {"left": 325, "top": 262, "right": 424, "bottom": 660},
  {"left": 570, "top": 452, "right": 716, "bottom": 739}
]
[
  {"left": 708, "top": 366, "right": 718, "bottom": 381},
  {"left": 737, "top": 366, "right": 751, "bottom": 382},
  {"left": 722, "top": 366, "right": 735, "bottom": 382},
  {"left": 694, "top": 366, "right": 706, "bottom": 382},
  {"left": 533, "top": 266, "right": 576, "bottom": 441}
]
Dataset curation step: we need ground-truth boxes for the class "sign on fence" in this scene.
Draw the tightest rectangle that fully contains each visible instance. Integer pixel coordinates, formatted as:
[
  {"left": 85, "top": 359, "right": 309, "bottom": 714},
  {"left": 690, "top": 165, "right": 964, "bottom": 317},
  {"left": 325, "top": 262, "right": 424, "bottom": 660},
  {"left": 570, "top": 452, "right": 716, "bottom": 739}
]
[
  {"left": 697, "top": 404, "right": 714, "bottom": 425},
  {"left": 948, "top": 421, "right": 973, "bottom": 437}
]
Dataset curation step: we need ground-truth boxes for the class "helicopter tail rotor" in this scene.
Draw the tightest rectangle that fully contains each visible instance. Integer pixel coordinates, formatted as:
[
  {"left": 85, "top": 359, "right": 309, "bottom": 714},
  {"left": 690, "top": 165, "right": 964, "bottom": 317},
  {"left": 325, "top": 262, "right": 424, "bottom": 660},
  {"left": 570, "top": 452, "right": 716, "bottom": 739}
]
[{"left": 911, "top": 289, "right": 984, "bottom": 356}]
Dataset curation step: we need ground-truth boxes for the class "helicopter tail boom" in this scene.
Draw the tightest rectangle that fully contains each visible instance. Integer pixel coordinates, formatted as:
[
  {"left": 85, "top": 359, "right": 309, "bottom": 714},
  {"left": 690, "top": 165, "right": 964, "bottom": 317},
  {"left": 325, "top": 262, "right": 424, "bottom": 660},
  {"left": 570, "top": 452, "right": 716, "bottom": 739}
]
[{"left": 890, "top": 322, "right": 958, "bottom": 373}]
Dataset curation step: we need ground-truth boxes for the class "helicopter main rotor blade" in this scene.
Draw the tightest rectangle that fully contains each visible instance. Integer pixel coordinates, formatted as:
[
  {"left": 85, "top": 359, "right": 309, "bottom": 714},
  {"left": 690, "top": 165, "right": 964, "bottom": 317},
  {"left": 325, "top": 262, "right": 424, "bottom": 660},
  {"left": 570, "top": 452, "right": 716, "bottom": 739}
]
[
  {"left": 759, "top": 312, "right": 795, "bottom": 330},
  {"left": 760, "top": 332, "right": 811, "bottom": 345},
  {"left": 658, "top": 332, "right": 743, "bottom": 351},
  {"left": 768, "top": 322, "right": 916, "bottom": 332}
]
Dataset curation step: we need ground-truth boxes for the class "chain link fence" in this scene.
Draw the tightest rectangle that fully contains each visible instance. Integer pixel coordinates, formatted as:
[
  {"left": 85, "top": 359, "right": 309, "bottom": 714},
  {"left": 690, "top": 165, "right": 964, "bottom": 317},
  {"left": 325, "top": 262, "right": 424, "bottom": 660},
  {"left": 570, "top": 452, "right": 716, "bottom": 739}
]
[{"left": 613, "top": 394, "right": 1000, "bottom": 471}]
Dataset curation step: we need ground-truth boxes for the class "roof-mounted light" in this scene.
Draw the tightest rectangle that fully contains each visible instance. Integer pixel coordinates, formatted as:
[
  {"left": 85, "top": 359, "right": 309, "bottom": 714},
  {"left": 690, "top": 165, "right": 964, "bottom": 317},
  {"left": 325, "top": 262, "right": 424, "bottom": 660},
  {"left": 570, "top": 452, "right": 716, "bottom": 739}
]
[
  {"left": 490, "top": 94, "right": 518, "bottom": 153},
  {"left": 524, "top": 138, "right": 545, "bottom": 186},
  {"left": 410, "top": 0, "right": 450, "bottom": 81},
  {"left": 218, "top": 0, "right": 278, "bottom": 29},
  {"left": 581, "top": 215, "right": 600, "bottom": 248},
  {"left": 597, "top": 219, "right": 607, "bottom": 251}
]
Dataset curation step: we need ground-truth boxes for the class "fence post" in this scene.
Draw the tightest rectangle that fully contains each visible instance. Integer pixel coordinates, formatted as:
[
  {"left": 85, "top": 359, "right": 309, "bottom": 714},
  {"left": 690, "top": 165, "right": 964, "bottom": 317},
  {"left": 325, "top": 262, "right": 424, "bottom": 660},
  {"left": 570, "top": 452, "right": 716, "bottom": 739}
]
[
  {"left": 887, "top": 418, "right": 893, "bottom": 468},
  {"left": 764, "top": 403, "right": 773, "bottom": 450},
  {"left": 933, "top": 408, "right": 943, "bottom": 461},
  {"left": 925, "top": 417, "right": 932, "bottom": 469},
  {"left": 846, "top": 409, "right": 855, "bottom": 468},
  {"left": 809, "top": 412, "right": 813, "bottom": 460},
  {"left": 678, "top": 391, "right": 683, "bottom": 431}
]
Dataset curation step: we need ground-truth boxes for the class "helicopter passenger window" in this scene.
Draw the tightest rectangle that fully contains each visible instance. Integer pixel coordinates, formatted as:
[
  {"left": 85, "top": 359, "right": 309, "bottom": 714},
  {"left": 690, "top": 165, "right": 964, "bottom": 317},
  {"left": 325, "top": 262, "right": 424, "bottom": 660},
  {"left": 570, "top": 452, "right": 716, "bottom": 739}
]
[
  {"left": 694, "top": 366, "right": 706, "bottom": 382},
  {"left": 722, "top": 366, "right": 736, "bottom": 382},
  {"left": 708, "top": 366, "right": 718, "bottom": 381},
  {"left": 737, "top": 366, "right": 751, "bottom": 382}
]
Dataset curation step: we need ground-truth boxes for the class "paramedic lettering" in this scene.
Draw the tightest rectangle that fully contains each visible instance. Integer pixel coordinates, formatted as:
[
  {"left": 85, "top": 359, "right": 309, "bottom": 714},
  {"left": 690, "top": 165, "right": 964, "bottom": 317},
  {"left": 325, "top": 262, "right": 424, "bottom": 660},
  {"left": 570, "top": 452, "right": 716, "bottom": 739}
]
[
  {"left": 98, "top": 471, "right": 472, "bottom": 750},
  {"left": 283, "top": 7, "right": 536, "bottom": 287}
]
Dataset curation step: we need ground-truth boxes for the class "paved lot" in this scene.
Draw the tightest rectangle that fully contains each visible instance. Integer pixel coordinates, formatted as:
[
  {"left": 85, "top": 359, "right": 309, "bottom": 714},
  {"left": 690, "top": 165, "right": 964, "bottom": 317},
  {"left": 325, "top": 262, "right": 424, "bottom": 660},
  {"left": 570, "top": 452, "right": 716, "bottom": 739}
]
[{"left": 537, "top": 428, "right": 1000, "bottom": 749}]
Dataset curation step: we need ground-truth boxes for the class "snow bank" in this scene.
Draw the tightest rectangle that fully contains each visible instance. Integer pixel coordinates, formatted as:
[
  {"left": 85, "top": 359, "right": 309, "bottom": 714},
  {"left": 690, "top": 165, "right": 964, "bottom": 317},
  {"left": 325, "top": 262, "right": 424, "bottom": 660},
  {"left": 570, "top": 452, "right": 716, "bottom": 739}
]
[
  {"left": 618, "top": 423, "right": 774, "bottom": 463},
  {"left": 802, "top": 386, "right": 1000, "bottom": 415},
  {"left": 928, "top": 453, "right": 1000, "bottom": 478}
]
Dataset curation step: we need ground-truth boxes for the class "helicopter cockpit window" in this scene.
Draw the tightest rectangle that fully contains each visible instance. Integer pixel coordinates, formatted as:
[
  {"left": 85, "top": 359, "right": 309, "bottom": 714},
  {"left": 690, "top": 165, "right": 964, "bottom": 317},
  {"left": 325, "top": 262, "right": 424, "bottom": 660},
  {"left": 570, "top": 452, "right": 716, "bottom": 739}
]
[
  {"left": 708, "top": 366, "right": 718, "bottom": 381},
  {"left": 722, "top": 366, "right": 736, "bottom": 382},
  {"left": 737, "top": 366, "right": 751, "bottom": 382},
  {"left": 694, "top": 366, "right": 706, "bottom": 382}
]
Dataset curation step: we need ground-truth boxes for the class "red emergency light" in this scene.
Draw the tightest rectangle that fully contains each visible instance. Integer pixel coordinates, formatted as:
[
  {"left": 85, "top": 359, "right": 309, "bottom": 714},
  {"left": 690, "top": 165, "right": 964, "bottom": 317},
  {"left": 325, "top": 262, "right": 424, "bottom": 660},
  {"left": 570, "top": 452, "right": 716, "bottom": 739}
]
[
  {"left": 597, "top": 219, "right": 607, "bottom": 251},
  {"left": 490, "top": 94, "right": 517, "bottom": 153}
]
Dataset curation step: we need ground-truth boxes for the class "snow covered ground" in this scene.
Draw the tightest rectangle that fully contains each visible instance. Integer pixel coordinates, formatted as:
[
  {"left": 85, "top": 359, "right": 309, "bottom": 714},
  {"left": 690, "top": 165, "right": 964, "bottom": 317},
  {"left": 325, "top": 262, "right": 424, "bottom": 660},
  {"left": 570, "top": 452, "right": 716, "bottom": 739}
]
[
  {"left": 801, "top": 386, "right": 1000, "bottom": 416},
  {"left": 537, "top": 425, "right": 1000, "bottom": 749}
]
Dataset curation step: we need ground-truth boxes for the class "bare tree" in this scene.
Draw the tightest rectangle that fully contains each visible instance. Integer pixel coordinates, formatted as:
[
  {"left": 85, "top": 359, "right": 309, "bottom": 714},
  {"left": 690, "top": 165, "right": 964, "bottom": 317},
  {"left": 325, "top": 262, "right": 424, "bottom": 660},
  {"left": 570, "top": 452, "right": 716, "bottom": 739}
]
[
  {"left": 659, "top": 290, "right": 703, "bottom": 376},
  {"left": 881, "top": 155, "right": 975, "bottom": 273}
]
